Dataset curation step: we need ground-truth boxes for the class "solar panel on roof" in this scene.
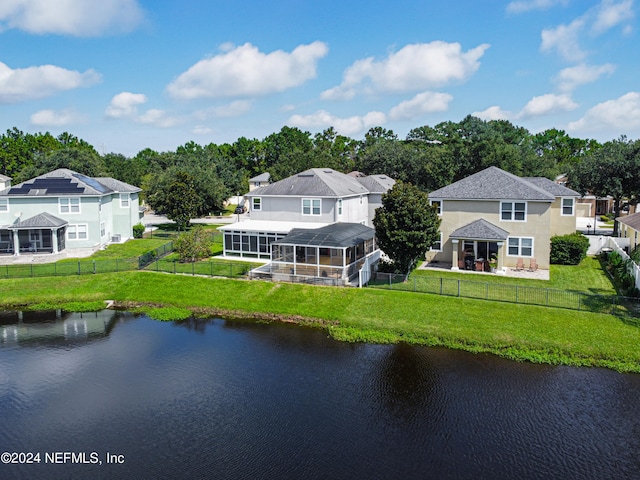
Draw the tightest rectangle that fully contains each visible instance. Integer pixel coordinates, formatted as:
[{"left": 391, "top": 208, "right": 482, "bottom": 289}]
[{"left": 72, "top": 173, "right": 111, "bottom": 194}]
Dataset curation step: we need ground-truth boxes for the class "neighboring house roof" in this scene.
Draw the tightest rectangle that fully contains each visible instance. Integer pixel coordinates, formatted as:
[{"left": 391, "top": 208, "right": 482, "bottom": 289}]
[
  {"left": 273, "top": 223, "right": 375, "bottom": 248},
  {"left": 0, "top": 169, "right": 140, "bottom": 197},
  {"left": 247, "top": 168, "right": 370, "bottom": 198},
  {"left": 355, "top": 174, "right": 396, "bottom": 193},
  {"left": 523, "top": 177, "right": 580, "bottom": 197},
  {"left": 428, "top": 166, "right": 556, "bottom": 201},
  {"left": 249, "top": 172, "right": 271, "bottom": 183},
  {"left": 9, "top": 212, "right": 68, "bottom": 229},
  {"left": 0, "top": 174, "right": 10, "bottom": 181},
  {"left": 617, "top": 211, "right": 640, "bottom": 231},
  {"left": 450, "top": 219, "right": 510, "bottom": 241},
  {"left": 219, "top": 220, "right": 329, "bottom": 234}
]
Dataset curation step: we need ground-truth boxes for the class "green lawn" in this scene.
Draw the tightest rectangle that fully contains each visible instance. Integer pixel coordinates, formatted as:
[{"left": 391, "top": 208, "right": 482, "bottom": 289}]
[
  {"left": 0, "top": 271, "right": 638, "bottom": 372},
  {"left": 412, "top": 256, "right": 615, "bottom": 294}
]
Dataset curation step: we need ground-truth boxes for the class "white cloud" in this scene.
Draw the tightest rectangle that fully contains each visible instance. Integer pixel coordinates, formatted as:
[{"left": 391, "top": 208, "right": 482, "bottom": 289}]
[
  {"left": 0, "top": 61, "right": 100, "bottom": 103},
  {"left": 506, "top": 0, "right": 570, "bottom": 14},
  {"left": 192, "top": 126, "right": 214, "bottom": 136},
  {"left": 592, "top": 0, "right": 634, "bottom": 35},
  {"left": 0, "top": 0, "right": 145, "bottom": 36},
  {"left": 30, "top": 108, "right": 85, "bottom": 127},
  {"left": 199, "top": 100, "right": 253, "bottom": 118},
  {"left": 105, "top": 92, "right": 147, "bottom": 118},
  {"left": 568, "top": 91, "right": 640, "bottom": 133},
  {"left": 472, "top": 106, "right": 513, "bottom": 121},
  {"left": 519, "top": 93, "right": 579, "bottom": 117},
  {"left": 288, "top": 110, "right": 386, "bottom": 136},
  {"left": 321, "top": 41, "right": 489, "bottom": 100},
  {"left": 541, "top": 18, "right": 587, "bottom": 61},
  {"left": 389, "top": 91, "right": 453, "bottom": 120},
  {"left": 137, "top": 109, "right": 184, "bottom": 128},
  {"left": 555, "top": 63, "right": 616, "bottom": 92},
  {"left": 167, "top": 42, "right": 328, "bottom": 100}
]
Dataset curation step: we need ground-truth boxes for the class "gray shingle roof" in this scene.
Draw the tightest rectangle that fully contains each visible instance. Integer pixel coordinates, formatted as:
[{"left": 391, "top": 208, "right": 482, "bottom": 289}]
[
  {"left": 450, "top": 218, "right": 510, "bottom": 241},
  {"left": 249, "top": 172, "right": 271, "bottom": 183},
  {"left": 355, "top": 174, "right": 396, "bottom": 193},
  {"left": 428, "top": 166, "right": 556, "bottom": 201},
  {"left": 247, "top": 168, "right": 370, "bottom": 198},
  {"left": 273, "top": 223, "right": 375, "bottom": 248},
  {"left": 9, "top": 212, "right": 68, "bottom": 229},
  {"left": 523, "top": 177, "right": 580, "bottom": 197},
  {"left": 1, "top": 169, "right": 140, "bottom": 196},
  {"left": 618, "top": 211, "right": 640, "bottom": 231}
]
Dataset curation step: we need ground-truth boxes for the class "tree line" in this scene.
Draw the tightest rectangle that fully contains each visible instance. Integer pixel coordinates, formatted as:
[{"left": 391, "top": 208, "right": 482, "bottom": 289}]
[{"left": 2, "top": 115, "right": 639, "bottom": 230}]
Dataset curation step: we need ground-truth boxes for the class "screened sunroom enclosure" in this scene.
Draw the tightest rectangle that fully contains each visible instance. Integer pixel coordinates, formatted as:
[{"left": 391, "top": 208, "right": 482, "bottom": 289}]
[{"left": 255, "top": 223, "right": 380, "bottom": 286}]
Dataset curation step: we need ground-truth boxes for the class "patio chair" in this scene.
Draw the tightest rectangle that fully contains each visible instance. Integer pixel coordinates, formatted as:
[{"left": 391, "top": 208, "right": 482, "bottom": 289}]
[
  {"left": 528, "top": 259, "right": 538, "bottom": 272},
  {"left": 515, "top": 258, "right": 525, "bottom": 271}
]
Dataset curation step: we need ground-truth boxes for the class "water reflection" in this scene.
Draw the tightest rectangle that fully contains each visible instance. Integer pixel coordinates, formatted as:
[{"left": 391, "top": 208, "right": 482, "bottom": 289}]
[{"left": 0, "top": 309, "right": 122, "bottom": 347}]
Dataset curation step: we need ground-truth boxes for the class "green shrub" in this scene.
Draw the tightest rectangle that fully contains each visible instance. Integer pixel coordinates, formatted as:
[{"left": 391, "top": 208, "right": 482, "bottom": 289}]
[
  {"left": 550, "top": 233, "right": 589, "bottom": 265},
  {"left": 133, "top": 223, "right": 145, "bottom": 239},
  {"left": 174, "top": 226, "right": 211, "bottom": 263}
]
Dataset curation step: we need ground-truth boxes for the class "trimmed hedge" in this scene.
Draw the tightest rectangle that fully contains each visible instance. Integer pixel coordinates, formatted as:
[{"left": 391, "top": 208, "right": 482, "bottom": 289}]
[{"left": 550, "top": 233, "right": 589, "bottom": 265}]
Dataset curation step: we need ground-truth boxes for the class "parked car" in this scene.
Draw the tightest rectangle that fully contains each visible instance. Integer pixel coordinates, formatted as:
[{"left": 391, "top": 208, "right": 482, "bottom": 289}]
[{"left": 234, "top": 205, "right": 246, "bottom": 214}]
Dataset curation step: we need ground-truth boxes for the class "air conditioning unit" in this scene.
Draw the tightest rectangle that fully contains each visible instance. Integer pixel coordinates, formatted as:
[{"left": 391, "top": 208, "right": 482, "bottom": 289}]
[{"left": 111, "top": 234, "right": 122, "bottom": 243}]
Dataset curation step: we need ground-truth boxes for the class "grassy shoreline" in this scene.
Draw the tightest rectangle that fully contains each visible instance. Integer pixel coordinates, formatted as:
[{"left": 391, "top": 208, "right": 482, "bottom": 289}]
[{"left": 1, "top": 270, "right": 639, "bottom": 373}]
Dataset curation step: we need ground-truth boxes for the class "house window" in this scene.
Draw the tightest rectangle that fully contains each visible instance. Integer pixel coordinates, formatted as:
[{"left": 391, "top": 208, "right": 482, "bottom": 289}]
[
  {"left": 0, "top": 198, "right": 7, "bottom": 212},
  {"left": 120, "top": 194, "right": 130, "bottom": 208},
  {"left": 501, "top": 201, "right": 526, "bottom": 221},
  {"left": 430, "top": 200, "right": 442, "bottom": 215},
  {"left": 337, "top": 199, "right": 343, "bottom": 216},
  {"left": 430, "top": 232, "right": 443, "bottom": 252},
  {"left": 67, "top": 224, "right": 88, "bottom": 241},
  {"left": 100, "top": 222, "right": 106, "bottom": 237},
  {"left": 507, "top": 237, "right": 533, "bottom": 257},
  {"left": 252, "top": 197, "right": 261, "bottom": 211},
  {"left": 561, "top": 197, "right": 574, "bottom": 216},
  {"left": 302, "top": 198, "right": 321, "bottom": 216},
  {"left": 60, "top": 197, "right": 80, "bottom": 214}
]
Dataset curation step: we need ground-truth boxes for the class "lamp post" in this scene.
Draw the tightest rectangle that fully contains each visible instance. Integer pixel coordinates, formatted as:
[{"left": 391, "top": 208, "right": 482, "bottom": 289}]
[{"left": 587, "top": 224, "right": 591, "bottom": 235}]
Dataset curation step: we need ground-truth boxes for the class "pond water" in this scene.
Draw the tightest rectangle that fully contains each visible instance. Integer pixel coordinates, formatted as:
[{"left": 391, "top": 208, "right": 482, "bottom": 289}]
[{"left": 1, "top": 310, "right": 639, "bottom": 480}]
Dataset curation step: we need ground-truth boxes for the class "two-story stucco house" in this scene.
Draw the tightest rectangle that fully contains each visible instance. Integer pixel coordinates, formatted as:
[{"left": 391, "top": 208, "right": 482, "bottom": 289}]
[
  {"left": 426, "top": 166, "right": 580, "bottom": 272},
  {"left": 223, "top": 168, "right": 394, "bottom": 286},
  {"left": 0, "top": 169, "right": 141, "bottom": 256},
  {"left": 220, "top": 168, "right": 394, "bottom": 260}
]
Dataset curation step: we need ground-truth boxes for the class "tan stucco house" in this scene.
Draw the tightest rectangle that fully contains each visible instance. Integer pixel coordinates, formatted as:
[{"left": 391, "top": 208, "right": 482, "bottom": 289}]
[
  {"left": 617, "top": 212, "right": 640, "bottom": 253},
  {"left": 426, "top": 166, "right": 580, "bottom": 272}
]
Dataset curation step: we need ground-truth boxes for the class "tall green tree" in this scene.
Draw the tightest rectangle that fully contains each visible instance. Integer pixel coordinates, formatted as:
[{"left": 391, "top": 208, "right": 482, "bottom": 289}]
[
  {"left": 373, "top": 181, "right": 441, "bottom": 277},
  {"left": 164, "top": 172, "right": 202, "bottom": 230},
  {"left": 570, "top": 137, "right": 640, "bottom": 236}
]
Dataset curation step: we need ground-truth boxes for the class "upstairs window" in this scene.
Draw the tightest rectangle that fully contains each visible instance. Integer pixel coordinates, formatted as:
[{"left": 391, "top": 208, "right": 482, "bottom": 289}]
[
  {"left": 561, "top": 197, "right": 574, "bottom": 216},
  {"left": 0, "top": 198, "right": 7, "bottom": 212},
  {"left": 337, "top": 199, "right": 343, "bottom": 216},
  {"left": 501, "top": 201, "right": 526, "bottom": 221},
  {"left": 60, "top": 197, "right": 80, "bottom": 214},
  {"left": 430, "top": 200, "right": 442, "bottom": 215},
  {"left": 302, "top": 198, "right": 321, "bottom": 216},
  {"left": 120, "top": 194, "right": 130, "bottom": 208}
]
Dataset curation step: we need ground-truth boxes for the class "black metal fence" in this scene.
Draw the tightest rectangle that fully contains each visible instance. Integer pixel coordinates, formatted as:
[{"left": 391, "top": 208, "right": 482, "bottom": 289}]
[{"left": 369, "top": 272, "right": 640, "bottom": 317}]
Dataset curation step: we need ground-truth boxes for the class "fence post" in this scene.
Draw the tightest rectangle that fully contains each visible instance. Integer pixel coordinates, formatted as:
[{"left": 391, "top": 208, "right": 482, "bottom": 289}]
[
  {"left": 230, "top": 263, "right": 233, "bottom": 278},
  {"left": 93, "top": 260, "right": 96, "bottom": 274},
  {"left": 78, "top": 261, "right": 81, "bottom": 275},
  {"left": 414, "top": 277, "right": 416, "bottom": 292},
  {"left": 457, "top": 279, "right": 460, "bottom": 297},
  {"left": 30, "top": 264, "right": 33, "bottom": 277},
  {"left": 54, "top": 263, "right": 57, "bottom": 276},
  {"left": 578, "top": 295, "right": 581, "bottom": 311},
  {"left": 192, "top": 262, "right": 195, "bottom": 276},
  {"left": 440, "top": 277, "right": 443, "bottom": 295},
  {"left": 173, "top": 261, "right": 176, "bottom": 274},
  {"left": 515, "top": 286, "right": 519, "bottom": 303},
  {"left": 210, "top": 261, "right": 213, "bottom": 277}
]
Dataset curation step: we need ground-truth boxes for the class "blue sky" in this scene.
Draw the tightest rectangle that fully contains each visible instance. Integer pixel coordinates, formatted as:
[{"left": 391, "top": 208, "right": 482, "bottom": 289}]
[{"left": 0, "top": 0, "right": 638, "bottom": 155}]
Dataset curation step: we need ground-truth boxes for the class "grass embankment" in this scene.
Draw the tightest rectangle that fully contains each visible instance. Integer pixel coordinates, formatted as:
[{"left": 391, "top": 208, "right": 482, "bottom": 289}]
[{"left": 0, "top": 271, "right": 638, "bottom": 373}]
